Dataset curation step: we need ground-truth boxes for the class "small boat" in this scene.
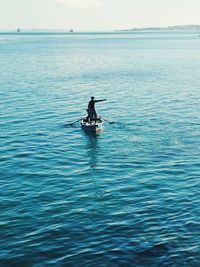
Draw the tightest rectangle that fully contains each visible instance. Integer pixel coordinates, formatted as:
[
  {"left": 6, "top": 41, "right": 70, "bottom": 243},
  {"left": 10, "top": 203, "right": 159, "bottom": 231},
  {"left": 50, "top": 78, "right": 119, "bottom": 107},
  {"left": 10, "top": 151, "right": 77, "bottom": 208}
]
[{"left": 80, "top": 117, "right": 103, "bottom": 133}]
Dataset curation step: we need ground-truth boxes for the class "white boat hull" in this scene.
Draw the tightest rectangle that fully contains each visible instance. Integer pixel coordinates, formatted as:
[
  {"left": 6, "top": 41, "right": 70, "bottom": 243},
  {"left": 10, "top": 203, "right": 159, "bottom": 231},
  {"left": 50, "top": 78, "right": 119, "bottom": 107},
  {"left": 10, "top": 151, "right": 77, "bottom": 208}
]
[{"left": 80, "top": 118, "right": 103, "bottom": 132}]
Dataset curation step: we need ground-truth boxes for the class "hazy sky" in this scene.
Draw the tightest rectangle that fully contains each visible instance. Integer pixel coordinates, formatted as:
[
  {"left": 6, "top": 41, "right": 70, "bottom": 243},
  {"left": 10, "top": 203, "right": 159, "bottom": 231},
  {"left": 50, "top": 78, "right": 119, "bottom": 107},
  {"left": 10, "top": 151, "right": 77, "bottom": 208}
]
[{"left": 1, "top": 0, "right": 200, "bottom": 31}]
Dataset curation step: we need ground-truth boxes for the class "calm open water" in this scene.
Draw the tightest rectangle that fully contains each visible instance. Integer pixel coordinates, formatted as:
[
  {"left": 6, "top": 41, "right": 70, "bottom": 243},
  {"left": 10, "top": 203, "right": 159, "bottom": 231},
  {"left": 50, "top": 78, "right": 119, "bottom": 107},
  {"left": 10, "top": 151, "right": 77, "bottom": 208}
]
[{"left": 0, "top": 31, "right": 200, "bottom": 266}]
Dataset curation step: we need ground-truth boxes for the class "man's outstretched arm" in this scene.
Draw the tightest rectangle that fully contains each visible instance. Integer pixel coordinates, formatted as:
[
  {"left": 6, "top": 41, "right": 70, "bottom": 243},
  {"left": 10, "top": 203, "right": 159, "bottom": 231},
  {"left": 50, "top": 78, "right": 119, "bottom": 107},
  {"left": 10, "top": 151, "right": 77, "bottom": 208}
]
[{"left": 95, "top": 99, "right": 107, "bottom": 102}]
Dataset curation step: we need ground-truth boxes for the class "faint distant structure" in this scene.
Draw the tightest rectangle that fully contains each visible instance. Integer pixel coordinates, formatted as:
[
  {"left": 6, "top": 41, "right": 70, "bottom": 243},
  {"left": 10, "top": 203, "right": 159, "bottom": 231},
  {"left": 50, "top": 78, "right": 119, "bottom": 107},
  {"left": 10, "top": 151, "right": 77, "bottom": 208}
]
[
  {"left": 69, "top": 29, "right": 74, "bottom": 33},
  {"left": 17, "top": 28, "right": 21, "bottom": 33}
]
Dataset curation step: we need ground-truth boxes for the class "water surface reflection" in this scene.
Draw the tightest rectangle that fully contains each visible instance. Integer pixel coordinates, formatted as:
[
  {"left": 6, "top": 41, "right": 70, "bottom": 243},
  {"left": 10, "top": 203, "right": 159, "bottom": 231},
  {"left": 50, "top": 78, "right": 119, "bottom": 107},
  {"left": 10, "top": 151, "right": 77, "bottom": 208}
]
[{"left": 84, "top": 131, "right": 101, "bottom": 169}]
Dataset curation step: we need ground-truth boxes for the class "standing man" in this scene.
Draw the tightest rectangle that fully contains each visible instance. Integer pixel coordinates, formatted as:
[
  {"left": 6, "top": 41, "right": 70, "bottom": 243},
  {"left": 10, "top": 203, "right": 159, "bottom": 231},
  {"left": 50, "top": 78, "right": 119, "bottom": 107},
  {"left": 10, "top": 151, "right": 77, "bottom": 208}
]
[{"left": 88, "top": 96, "right": 106, "bottom": 122}]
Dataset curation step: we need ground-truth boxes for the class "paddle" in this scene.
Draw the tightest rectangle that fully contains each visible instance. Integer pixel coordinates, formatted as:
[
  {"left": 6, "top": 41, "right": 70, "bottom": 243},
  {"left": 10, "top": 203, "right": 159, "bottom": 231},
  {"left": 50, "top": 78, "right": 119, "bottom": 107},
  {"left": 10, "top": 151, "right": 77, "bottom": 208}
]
[
  {"left": 65, "top": 118, "right": 81, "bottom": 126},
  {"left": 101, "top": 117, "right": 115, "bottom": 124}
]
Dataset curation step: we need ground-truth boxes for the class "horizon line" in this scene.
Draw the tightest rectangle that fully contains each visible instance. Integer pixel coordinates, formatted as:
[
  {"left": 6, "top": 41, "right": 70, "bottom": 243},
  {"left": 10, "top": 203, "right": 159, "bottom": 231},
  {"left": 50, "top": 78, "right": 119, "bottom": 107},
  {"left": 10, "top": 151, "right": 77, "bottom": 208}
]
[{"left": 1, "top": 24, "right": 200, "bottom": 33}]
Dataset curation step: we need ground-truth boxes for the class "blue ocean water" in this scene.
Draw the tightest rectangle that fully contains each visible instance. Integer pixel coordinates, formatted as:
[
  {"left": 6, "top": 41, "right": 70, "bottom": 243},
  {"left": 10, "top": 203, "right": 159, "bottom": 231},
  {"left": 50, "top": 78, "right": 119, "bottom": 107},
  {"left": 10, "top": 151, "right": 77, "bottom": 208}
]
[{"left": 0, "top": 31, "right": 200, "bottom": 266}]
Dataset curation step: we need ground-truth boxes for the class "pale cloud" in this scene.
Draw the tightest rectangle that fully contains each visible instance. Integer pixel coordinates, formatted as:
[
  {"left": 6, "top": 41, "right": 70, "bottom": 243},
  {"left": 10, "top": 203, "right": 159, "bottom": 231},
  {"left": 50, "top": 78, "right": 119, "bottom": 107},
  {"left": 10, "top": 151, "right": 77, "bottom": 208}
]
[{"left": 56, "top": 0, "right": 102, "bottom": 9}]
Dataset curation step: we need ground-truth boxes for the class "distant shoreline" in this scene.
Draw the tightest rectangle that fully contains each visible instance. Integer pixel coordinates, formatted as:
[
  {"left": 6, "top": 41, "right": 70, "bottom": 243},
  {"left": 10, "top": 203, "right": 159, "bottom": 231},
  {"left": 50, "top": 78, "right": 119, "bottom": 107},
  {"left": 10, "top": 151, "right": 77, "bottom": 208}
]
[
  {"left": 0, "top": 25, "right": 200, "bottom": 34},
  {"left": 119, "top": 25, "right": 200, "bottom": 31}
]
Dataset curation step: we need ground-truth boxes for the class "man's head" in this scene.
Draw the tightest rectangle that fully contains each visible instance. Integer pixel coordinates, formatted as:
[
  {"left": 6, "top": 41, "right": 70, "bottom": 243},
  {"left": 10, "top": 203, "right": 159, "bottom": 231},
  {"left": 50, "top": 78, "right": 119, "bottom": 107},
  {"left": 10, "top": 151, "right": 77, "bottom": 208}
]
[{"left": 91, "top": 96, "right": 94, "bottom": 100}]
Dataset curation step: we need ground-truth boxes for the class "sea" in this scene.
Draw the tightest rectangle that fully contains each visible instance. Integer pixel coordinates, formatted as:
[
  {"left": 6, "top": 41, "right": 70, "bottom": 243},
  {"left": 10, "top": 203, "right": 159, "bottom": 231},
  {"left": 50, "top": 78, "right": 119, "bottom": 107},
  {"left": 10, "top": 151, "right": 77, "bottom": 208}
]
[{"left": 0, "top": 31, "right": 200, "bottom": 267}]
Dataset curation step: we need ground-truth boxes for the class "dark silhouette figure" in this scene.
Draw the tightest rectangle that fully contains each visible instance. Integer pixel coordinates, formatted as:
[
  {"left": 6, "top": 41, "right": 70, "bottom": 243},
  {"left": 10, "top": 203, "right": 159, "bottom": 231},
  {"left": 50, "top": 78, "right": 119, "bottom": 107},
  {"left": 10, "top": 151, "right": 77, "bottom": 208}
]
[{"left": 87, "top": 96, "right": 106, "bottom": 122}]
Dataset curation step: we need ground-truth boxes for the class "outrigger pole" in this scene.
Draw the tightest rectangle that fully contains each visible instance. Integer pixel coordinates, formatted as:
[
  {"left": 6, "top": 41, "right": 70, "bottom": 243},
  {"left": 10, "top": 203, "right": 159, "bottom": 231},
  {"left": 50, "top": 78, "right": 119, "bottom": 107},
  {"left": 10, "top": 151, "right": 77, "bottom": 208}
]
[
  {"left": 65, "top": 118, "right": 81, "bottom": 126},
  {"left": 101, "top": 117, "right": 115, "bottom": 124}
]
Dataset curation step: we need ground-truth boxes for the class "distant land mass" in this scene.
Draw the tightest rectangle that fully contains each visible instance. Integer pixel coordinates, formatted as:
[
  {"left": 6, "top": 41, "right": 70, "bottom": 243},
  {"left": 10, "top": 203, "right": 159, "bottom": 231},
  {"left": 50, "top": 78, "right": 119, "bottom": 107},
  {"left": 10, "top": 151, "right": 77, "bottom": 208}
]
[
  {"left": 120, "top": 25, "right": 200, "bottom": 31},
  {"left": 1, "top": 25, "right": 200, "bottom": 33}
]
